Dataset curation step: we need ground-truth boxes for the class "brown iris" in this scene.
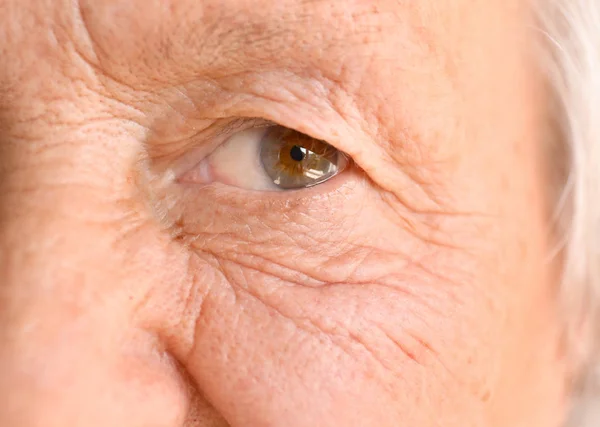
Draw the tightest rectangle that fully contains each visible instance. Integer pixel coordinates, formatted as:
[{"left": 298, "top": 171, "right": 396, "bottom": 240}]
[{"left": 259, "top": 127, "right": 347, "bottom": 189}]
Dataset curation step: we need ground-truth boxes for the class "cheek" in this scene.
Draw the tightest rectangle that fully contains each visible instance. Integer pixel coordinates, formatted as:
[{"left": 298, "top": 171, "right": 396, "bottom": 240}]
[{"left": 149, "top": 174, "right": 558, "bottom": 427}]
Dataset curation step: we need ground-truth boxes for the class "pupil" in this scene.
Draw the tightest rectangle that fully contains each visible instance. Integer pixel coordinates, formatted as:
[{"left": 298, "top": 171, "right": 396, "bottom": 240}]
[{"left": 289, "top": 145, "right": 306, "bottom": 162}]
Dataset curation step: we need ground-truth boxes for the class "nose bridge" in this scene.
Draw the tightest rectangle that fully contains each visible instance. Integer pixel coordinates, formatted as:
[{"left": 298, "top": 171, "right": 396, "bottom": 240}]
[
  {"left": 0, "top": 1, "right": 150, "bottom": 300},
  {"left": 0, "top": 116, "right": 151, "bottom": 421},
  {"left": 0, "top": 190, "right": 116, "bottom": 426},
  {"left": 0, "top": 120, "right": 135, "bottom": 294},
  {"left": 0, "top": 10, "right": 195, "bottom": 423},
  {"left": 0, "top": 126, "right": 131, "bottom": 342},
  {"left": 0, "top": 186, "right": 117, "bottom": 308}
]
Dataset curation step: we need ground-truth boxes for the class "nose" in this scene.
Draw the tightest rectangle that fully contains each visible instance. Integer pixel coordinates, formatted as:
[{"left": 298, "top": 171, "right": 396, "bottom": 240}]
[{"left": 0, "top": 122, "right": 189, "bottom": 427}]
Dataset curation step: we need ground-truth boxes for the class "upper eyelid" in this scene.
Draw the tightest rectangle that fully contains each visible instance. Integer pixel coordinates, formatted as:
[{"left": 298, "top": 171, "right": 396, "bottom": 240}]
[
  {"left": 166, "top": 78, "right": 359, "bottom": 163},
  {"left": 161, "top": 117, "right": 274, "bottom": 176}
]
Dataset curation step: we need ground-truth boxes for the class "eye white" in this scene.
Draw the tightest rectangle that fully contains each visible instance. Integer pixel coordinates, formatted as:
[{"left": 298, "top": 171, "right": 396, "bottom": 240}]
[{"left": 202, "top": 126, "right": 280, "bottom": 191}]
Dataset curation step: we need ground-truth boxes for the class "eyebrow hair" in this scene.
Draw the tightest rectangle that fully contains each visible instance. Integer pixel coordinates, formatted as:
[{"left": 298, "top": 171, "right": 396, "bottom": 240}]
[{"left": 77, "top": 0, "right": 429, "bottom": 85}]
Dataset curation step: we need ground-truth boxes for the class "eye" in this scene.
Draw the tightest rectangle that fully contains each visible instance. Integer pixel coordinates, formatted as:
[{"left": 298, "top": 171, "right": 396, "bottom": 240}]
[
  {"left": 260, "top": 126, "right": 348, "bottom": 190},
  {"left": 182, "top": 124, "right": 349, "bottom": 191}
]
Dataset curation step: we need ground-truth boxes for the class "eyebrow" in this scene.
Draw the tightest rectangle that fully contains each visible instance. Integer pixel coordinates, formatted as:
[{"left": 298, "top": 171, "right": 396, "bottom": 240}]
[{"left": 80, "top": 0, "right": 431, "bottom": 87}]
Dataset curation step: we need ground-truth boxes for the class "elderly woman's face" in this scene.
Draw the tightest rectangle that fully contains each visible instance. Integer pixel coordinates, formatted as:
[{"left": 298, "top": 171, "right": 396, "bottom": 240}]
[{"left": 0, "top": 0, "right": 568, "bottom": 426}]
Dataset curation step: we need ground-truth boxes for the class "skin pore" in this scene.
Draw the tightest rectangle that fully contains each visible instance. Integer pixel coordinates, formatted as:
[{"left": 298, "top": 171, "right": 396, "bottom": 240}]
[{"left": 0, "top": 0, "right": 568, "bottom": 426}]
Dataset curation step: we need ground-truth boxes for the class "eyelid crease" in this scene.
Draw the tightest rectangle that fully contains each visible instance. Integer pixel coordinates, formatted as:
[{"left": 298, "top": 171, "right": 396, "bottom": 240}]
[{"left": 217, "top": 117, "right": 275, "bottom": 137}]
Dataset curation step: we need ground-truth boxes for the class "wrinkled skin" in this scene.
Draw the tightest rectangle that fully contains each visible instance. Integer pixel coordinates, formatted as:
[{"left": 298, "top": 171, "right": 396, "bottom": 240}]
[{"left": 0, "top": 1, "right": 569, "bottom": 426}]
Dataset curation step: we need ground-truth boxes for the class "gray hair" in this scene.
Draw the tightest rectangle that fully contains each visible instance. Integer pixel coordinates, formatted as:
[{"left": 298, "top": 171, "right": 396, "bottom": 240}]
[{"left": 537, "top": 0, "right": 600, "bottom": 425}]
